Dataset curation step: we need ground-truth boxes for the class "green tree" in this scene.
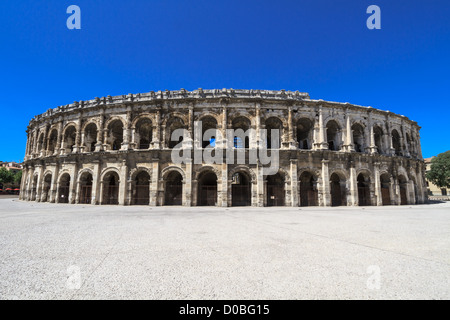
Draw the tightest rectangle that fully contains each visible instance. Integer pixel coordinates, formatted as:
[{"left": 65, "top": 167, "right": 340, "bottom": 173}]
[
  {"left": 426, "top": 151, "right": 450, "bottom": 189},
  {"left": 0, "top": 167, "right": 14, "bottom": 184},
  {"left": 13, "top": 170, "right": 22, "bottom": 186}
]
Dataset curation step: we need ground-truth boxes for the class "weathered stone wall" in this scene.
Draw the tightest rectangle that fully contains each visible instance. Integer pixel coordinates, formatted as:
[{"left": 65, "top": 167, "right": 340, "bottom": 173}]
[{"left": 20, "top": 89, "right": 427, "bottom": 207}]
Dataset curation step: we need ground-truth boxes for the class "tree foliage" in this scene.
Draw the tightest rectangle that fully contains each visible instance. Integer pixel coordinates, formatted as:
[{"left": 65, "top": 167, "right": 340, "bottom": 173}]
[
  {"left": 0, "top": 167, "right": 14, "bottom": 184},
  {"left": 426, "top": 151, "right": 450, "bottom": 189},
  {"left": 13, "top": 170, "right": 22, "bottom": 185}
]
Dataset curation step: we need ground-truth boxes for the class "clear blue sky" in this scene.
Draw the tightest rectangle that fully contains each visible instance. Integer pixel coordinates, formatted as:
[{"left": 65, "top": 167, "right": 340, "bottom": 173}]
[{"left": 1, "top": 0, "right": 449, "bottom": 162}]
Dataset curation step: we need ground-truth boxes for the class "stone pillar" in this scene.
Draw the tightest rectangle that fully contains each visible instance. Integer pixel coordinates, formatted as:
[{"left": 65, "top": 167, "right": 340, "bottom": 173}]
[
  {"left": 35, "top": 165, "right": 44, "bottom": 202},
  {"left": 50, "top": 164, "right": 59, "bottom": 203},
  {"left": 121, "top": 106, "right": 132, "bottom": 150},
  {"left": 220, "top": 163, "right": 228, "bottom": 207},
  {"left": 183, "top": 159, "right": 193, "bottom": 206},
  {"left": 256, "top": 161, "right": 265, "bottom": 207},
  {"left": 374, "top": 163, "right": 382, "bottom": 206},
  {"left": 55, "top": 122, "right": 62, "bottom": 156},
  {"left": 349, "top": 162, "right": 358, "bottom": 206},
  {"left": 320, "top": 159, "right": 331, "bottom": 206},
  {"left": 73, "top": 118, "right": 82, "bottom": 153},
  {"left": 152, "top": 109, "right": 161, "bottom": 149},
  {"left": 96, "top": 110, "right": 104, "bottom": 152},
  {"left": 290, "top": 159, "right": 298, "bottom": 206},
  {"left": 314, "top": 107, "right": 328, "bottom": 150},
  {"left": 98, "top": 181, "right": 104, "bottom": 205},
  {"left": 119, "top": 160, "right": 128, "bottom": 205},
  {"left": 19, "top": 167, "right": 27, "bottom": 200},
  {"left": 91, "top": 161, "right": 100, "bottom": 205},
  {"left": 288, "top": 107, "right": 297, "bottom": 149},
  {"left": 343, "top": 113, "right": 354, "bottom": 152},
  {"left": 408, "top": 180, "right": 415, "bottom": 204},
  {"left": 386, "top": 118, "right": 395, "bottom": 156},
  {"left": 401, "top": 124, "right": 410, "bottom": 157},
  {"left": 150, "top": 160, "right": 159, "bottom": 206},
  {"left": 255, "top": 103, "right": 263, "bottom": 149},
  {"left": 68, "top": 163, "right": 78, "bottom": 204}
]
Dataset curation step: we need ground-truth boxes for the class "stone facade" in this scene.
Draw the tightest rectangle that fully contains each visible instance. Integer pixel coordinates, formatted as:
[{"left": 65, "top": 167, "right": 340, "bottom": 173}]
[{"left": 20, "top": 89, "right": 427, "bottom": 207}]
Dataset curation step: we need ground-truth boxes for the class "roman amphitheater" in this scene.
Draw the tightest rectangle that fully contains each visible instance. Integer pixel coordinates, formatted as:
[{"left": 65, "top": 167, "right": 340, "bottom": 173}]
[{"left": 20, "top": 89, "right": 427, "bottom": 207}]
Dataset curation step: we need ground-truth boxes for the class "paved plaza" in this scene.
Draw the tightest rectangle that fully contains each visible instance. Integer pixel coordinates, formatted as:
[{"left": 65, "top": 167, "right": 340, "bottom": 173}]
[{"left": 0, "top": 198, "right": 449, "bottom": 300}]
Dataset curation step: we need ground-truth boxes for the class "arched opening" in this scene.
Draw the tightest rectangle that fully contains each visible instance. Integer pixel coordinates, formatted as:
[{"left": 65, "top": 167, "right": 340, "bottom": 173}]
[
  {"left": 398, "top": 175, "right": 408, "bottom": 205},
  {"left": 197, "top": 171, "right": 217, "bottom": 206},
  {"left": 135, "top": 118, "right": 153, "bottom": 150},
  {"left": 380, "top": 173, "right": 391, "bottom": 205},
  {"left": 201, "top": 116, "right": 218, "bottom": 148},
  {"left": 326, "top": 120, "right": 341, "bottom": 151},
  {"left": 165, "top": 171, "right": 183, "bottom": 205},
  {"left": 79, "top": 172, "right": 93, "bottom": 204},
  {"left": 373, "top": 126, "right": 384, "bottom": 154},
  {"left": 42, "top": 174, "right": 52, "bottom": 203},
  {"left": 357, "top": 173, "right": 371, "bottom": 206},
  {"left": 231, "top": 172, "right": 251, "bottom": 206},
  {"left": 330, "top": 173, "right": 346, "bottom": 206},
  {"left": 265, "top": 117, "right": 282, "bottom": 149},
  {"left": 267, "top": 172, "right": 285, "bottom": 206},
  {"left": 299, "top": 171, "right": 318, "bottom": 206},
  {"left": 392, "top": 130, "right": 401, "bottom": 156},
  {"left": 132, "top": 171, "right": 150, "bottom": 205},
  {"left": 167, "top": 117, "right": 186, "bottom": 149},
  {"left": 64, "top": 126, "right": 77, "bottom": 153},
  {"left": 102, "top": 171, "right": 120, "bottom": 205},
  {"left": 58, "top": 173, "right": 71, "bottom": 204},
  {"left": 232, "top": 117, "right": 251, "bottom": 149},
  {"left": 47, "top": 129, "right": 58, "bottom": 155},
  {"left": 296, "top": 118, "right": 313, "bottom": 150},
  {"left": 84, "top": 123, "right": 98, "bottom": 152},
  {"left": 107, "top": 120, "right": 124, "bottom": 151},
  {"left": 37, "top": 133, "right": 45, "bottom": 154},
  {"left": 352, "top": 123, "right": 365, "bottom": 153},
  {"left": 29, "top": 136, "right": 35, "bottom": 156}
]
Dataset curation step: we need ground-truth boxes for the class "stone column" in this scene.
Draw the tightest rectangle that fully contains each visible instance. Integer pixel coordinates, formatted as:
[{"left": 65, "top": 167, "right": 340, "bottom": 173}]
[
  {"left": 19, "top": 167, "right": 27, "bottom": 200},
  {"left": 183, "top": 159, "right": 193, "bottom": 206},
  {"left": 91, "top": 160, "right": 100, "bottom": 205},
  {"left": 35, "top": 165, "right": 44, "bottom": 202},
  {"left": 349, "top": 162, "right": 358, "bottom": 206},
  {"left": 68, "top": 163, "right": 78, "bottom": 204},
  {"left": 149, "top": 160, "right": 159, "bottom": 206},
  {"left": 288, "top": 107, "right": 296, "bottom": 149},
  {"left": 96, "top": 110, "right": 104, "bottom": 152},
  {"left": 152, "top": 109, "right": 161, "bottom": 149},
  {"left": 401, "top": 124, "right": 410, "bottom": 157},
  {"left": 343, "top": 113, "right": 354, "bottom": 152},
  {"left": 119, "top": 160, "right": 128, "bottom": 205},
  {"left": 50, "top": 164, "right": 59, "bottom": 203},
  {"left": 374, "top": 162, "right": 382, "bottom": 206},
  {"left": 220, "top": 163, "right": 228, "bottom": 207},
  {"left": 121, "top": 106, "right": 132, "bottom": 150},
  {"left": 73, "top": 118, "right": 82, "bottom": 153},
  {"left": 314, "top": 107, "right": 328, "bottom": 150},
  {"left": 256, "top": 161, "right": 265, "bottom": 207},
  {"left": 386, "top": 117, "right": 395, "bottom": 156},
  {"left": 320, "top": 159, "right": 331, "bottom": 206},
  {"left": 290, "top": 159, "right": 298, "bottom": 206}
]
